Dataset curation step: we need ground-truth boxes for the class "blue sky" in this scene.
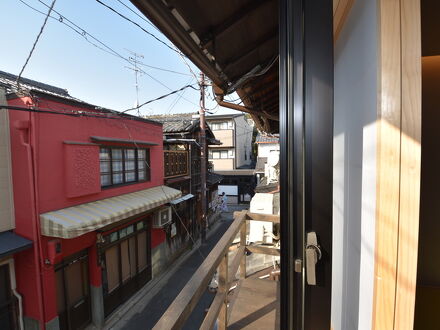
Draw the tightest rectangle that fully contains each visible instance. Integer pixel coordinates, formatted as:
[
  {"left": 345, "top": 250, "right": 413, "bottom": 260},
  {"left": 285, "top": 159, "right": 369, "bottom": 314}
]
[{"left": 1, "top": 0, "right": 238, "bottom": 116}]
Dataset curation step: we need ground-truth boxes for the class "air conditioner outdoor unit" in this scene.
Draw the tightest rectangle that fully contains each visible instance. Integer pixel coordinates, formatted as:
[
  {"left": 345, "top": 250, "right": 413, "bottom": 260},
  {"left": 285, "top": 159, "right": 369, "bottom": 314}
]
[{"left": 153, "top": 207, "right": 172, "bottom": 228}]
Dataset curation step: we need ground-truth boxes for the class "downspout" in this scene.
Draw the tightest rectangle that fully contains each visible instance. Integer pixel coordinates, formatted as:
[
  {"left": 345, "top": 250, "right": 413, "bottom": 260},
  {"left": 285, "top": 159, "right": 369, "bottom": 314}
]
[
  {"left": 28, "top": 105, "right": 49, "bottom": 328},
  {"left": 3, "top": 259, "right": 24, "bottom": 330}
]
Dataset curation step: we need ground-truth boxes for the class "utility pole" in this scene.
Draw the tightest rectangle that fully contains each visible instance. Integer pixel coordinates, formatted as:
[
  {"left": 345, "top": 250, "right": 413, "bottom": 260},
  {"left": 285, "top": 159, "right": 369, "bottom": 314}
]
[
  {"left": 199, "top": 72, "right": 207, "bottom": 243},
  {"left": 125, "top": 50, "right": 144, "bottom": 116}
]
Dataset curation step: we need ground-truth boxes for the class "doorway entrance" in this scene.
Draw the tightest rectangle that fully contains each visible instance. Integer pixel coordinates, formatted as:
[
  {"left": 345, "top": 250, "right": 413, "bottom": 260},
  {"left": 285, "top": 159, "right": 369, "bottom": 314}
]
[
  {"left": 101, "top": 217, "right": 152, "bottom": 317},
  {"left": 55, "top": 251, "right": 91, "bottom": 330}
]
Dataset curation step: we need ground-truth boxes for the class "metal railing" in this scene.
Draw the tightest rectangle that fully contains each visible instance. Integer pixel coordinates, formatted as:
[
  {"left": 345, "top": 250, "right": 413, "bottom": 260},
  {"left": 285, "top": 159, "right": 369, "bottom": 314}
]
[{"left": 153, "top": 210, "right": 280, "bottom": 330}]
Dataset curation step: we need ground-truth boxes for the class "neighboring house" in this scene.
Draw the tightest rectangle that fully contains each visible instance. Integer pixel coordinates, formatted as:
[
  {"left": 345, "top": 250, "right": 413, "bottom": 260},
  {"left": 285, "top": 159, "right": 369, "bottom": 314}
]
[
  {"left": 0, "top": 71, "right": 182, "bottom": 330},
  {"left": 146, "top": 113, "right": 223, "bottom": 249},
  {"left": 0, "top": 85, "right": 33, "bottom": 330},
  {"left": 206, "top": 113, "right": 253, "bottom": 171},
  {"left": 206, "top": 114, "right": 255, "bottom": 204},
  {"left": 254, "top": 133, "right": 280, "bottom": 182}
]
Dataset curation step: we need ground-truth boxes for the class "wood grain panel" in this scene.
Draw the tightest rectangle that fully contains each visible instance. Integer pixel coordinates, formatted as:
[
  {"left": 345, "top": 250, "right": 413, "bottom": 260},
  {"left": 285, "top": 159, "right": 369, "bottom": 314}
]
[
  {"left": 373, "top": 0, "right": 402, "bottom": 329},
  {"left": 394, "top": 0, "right": 422, "bottom": 328}
]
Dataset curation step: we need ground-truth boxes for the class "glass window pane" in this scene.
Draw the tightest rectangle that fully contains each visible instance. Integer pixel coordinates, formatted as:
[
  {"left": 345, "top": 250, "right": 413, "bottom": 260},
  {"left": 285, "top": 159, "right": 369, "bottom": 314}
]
[
  {"left": 125, "top": 160, "right": 135, "bottom": 171},
  {"left": 101, "top": 174, "right": 111, "bottom": 186},
  {"left": 119, "top": 228, "right": 127, "bottom": 238},
  {"left": 136, "top": 221, "right": 144, "bottom": 231},
  {"left": 100, "top": 148, "right": 110, "bottom": 160},
  {"left": 138, "top": 160, "right": 145, "bottom": 170},
  {"left": 113, "top": 173, "right": 123, "bottom": 184},
  {"left": 138, "top": 149, "right": 146, "bottom": 160},
  {"left": 109, "top": 232, "right": 118, "bottom": 242},
  {"left": 221, "top": 151, "right": 228, "bottom": 159},
  {"left": 221, "top": 122, "right": 228, "bottom": 129},
  {"left": 125, "top": 149, "right": 135, "bottom": 159},
  {"left": 100, "top": 161, "right": 110, "bottom": 173},
  {"left": 138, "top": 170, "right": 145, "bottom": 180},
  {"left": 105, "top": 246, "right": 120, "bottom": 293},
  {"left": 126, "top": 225, "right": 134, "bottom": 235},
  {"left": 111, "top": 149, "right": 122, "bottom": 159},
  {"left": 125, "top": 171, "right": 136, "bottom": 182},
  {"left": 112, "top": 160, "right": 123, "bottom": 172}
]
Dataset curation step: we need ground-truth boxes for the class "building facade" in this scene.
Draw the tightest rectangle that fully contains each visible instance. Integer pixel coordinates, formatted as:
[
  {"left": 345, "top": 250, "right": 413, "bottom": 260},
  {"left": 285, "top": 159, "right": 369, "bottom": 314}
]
[
  {"left": 0, "top": 71, "right": 181, "bottom": 330},
  {"left": 0, "top": 85, "right": 33, "bottom": 330},
  {"left": 206, "top": 114, "right": 253, "bottom": 171},
  {"left": 254, "top": 133, "right": 280, "bottom": 183},
  {"left": 148, "top": 113, "right": 223, "bottom": 233}
]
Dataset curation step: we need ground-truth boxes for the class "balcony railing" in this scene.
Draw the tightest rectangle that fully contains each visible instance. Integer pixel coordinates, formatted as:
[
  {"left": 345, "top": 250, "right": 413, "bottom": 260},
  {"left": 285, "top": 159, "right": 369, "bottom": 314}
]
[
  {"left": 153, "top": 210, "right": 280, "bottom": 330},
  {"left": 164, "top": 150, "right": 189, "bottom": 178}
]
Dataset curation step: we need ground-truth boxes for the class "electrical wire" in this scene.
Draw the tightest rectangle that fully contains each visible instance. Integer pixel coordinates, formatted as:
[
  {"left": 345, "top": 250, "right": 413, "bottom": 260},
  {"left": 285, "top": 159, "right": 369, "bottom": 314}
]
[
  {"left": 165, "top": 77, "right": 194, "bottom": 114},
  {"left": 116, "top": 120, "right": 206, "bottom": 260},
  {"left": 95, "top": 0, "right": 185, "bottom": 57},
  {"left": 121, "top": 84, "right": 199, "bottom": 113},
  {"left": 18, "top": 0, "right": 199, "bottom": 108},
  {"left": 113, "top": 0, "right": 160, "bottom": 32},
  {"left": 16, "top": 0, "right": 57, "bottom": 89},
  {"left": 20, "top": 0, "right": 190, "bottom": 77}
]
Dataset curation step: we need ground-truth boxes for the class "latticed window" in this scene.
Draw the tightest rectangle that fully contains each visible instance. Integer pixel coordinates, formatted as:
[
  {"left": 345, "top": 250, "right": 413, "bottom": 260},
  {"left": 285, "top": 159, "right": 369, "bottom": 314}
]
[
  {"left": 164, "top": 150, "right": 188, "bottom": 178},
  {"left": 100, "top": 147, "right": 150, "bottom": 187}
]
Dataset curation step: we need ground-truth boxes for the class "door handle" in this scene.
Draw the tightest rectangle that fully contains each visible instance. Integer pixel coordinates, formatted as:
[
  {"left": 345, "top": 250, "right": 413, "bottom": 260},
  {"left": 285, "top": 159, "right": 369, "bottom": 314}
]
[{"left": 306, "top": 231, "right": 322, "bottom": 285}]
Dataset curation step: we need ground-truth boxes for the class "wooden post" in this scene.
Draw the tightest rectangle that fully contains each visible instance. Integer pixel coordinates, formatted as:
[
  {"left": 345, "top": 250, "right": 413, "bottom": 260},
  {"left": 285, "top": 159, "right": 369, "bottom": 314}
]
[
  {"left": 217, "top": 253, "right": 228, "bottom": 330},
  {"left": 240, "top": 221, "right": 247, "bottom": 279}
]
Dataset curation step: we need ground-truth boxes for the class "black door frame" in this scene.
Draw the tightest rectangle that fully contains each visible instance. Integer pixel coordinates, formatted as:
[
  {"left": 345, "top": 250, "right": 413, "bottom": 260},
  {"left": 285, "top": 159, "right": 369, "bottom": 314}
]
[{"left": 279, "top": 1, "right": 333, "bottom": 329}]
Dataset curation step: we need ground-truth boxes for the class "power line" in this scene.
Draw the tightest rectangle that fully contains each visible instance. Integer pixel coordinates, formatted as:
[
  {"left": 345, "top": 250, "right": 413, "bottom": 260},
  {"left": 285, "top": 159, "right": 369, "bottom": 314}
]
[
  {"left": 95, "top": 0, "right": 184, "bottom": 57},
  {"left": 16, "top": 0, "right": 57, "bottom": 89},
  {"left": 121, "top": 84, "right": 199, "bottom": 113},
  {"left": 20, "top": 0, "right": 190, "bottom": 77},
  {"left": 18, "top": 0, "right": 199, "bottom": 107},
  {"left": 113, "top": 0, "right": 159, "bottom": 32}
]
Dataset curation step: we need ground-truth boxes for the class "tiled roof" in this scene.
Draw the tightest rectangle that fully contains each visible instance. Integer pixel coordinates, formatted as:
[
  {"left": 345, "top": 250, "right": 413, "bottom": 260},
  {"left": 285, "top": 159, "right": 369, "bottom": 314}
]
[
  {"left": 0, "top": 70, "right": 84, "bottom": 103},
  {"left": 146, "top": 113, "right": 199, "bottom": 133},
  {"left": 207, "top": 172, "right": 223, "bottom": 185},
  {"left": 0, "top": 70, "right": 161, "bottom": 126},
  {"left": 255, "top": 133, "right": 279, "bottom": 144}
]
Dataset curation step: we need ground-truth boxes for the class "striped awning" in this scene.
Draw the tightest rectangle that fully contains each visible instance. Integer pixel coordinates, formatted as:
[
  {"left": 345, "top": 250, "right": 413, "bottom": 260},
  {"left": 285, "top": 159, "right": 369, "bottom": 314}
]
[{"left": 40, "top": 185, "right": 181, "bottom": 239}]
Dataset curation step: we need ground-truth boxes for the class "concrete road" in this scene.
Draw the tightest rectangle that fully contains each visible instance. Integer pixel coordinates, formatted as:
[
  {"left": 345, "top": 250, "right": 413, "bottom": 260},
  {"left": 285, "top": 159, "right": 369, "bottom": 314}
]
[{"left": 118, "top": 205, "right": 247, "bottom": 330}]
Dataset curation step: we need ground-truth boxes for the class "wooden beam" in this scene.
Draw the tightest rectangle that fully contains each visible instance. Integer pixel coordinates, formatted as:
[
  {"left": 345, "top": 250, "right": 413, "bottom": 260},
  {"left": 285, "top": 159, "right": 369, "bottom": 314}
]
[
  {"left": 200, "top": 0, "right": 270, "bottom": 47},
  {"left": 372, "top": 0, "right": 402, "bottom": 327},
  {"left": 153, "top": 210, "right": 246, "bottom": 329},
  {"left": 228, "top": 246, "right": 245, "bottom": 283},
  {"left": 394, "top": 0, "right": 421, "bottom": 328},
  {"left": 246, "top": 212, "right": 280, "bottom": 223},
  {"left": 200, "top": 292, "right": 227, "bottom": 330},
  {"left": 222, "top": 29, "right": 278, "bottom": 71},
  {"left": 240, "top": 222, "right": 247, "bottom": 279},
  {"left": 218, "top": 252, "right": 228, "bottom": 330},
  {"left": 246, "top": 245, "right": 280, "bottom": 256}
]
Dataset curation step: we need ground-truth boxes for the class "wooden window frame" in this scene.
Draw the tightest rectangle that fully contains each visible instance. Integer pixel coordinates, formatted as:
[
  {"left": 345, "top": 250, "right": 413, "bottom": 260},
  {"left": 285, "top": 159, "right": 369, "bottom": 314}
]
[{"left": 100, "top": 146, "right": 151, "bottom": 188}]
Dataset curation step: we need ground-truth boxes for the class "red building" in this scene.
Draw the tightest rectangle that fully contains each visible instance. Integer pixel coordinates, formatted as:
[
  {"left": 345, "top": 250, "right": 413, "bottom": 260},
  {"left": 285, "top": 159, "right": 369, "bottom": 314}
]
[{"left": 0, "top": 71, "right": 181, "bottom": 329}]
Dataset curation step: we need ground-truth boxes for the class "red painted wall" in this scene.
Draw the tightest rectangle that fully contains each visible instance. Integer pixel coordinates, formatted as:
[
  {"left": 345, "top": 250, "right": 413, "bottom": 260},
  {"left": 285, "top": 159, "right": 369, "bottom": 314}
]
[{"left": 8, "top": 95, "right": 167, "bottom": 327}]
